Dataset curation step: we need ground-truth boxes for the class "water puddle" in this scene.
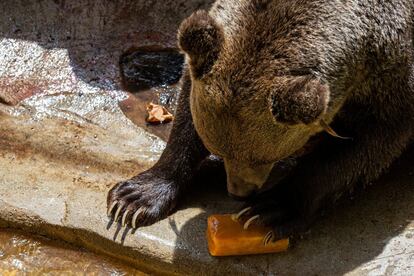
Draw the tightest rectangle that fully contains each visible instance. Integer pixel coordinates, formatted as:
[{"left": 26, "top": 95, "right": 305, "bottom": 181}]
[
  {"left": 0, "top": 229, "right": 145, "bottom": 275},
  {"left": 120, "top": 49, "right": 184, "bottom": 93},
  {"left": 119, "top": 49, "right": 185, "bottom": 141}
]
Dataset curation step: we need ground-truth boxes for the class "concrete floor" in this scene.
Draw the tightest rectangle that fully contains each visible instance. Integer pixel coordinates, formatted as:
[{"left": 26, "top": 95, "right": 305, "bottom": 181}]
[{"left": 0, "top": 1, "right": 413, "bottom": 275}]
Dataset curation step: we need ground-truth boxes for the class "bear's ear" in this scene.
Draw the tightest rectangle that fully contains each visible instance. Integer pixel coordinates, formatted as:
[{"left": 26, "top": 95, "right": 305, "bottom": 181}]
[
  {"left": 271, "top": 76, "right": 330, "bottom": 125},
  {"left": 178, "top": 10, "right": 224, "bottom": 79}
]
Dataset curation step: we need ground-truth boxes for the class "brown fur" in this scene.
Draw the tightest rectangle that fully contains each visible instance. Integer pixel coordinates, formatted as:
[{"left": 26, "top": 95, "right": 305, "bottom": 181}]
[{"left": 108, "top": 0, "right": 414, "bottom": 238}]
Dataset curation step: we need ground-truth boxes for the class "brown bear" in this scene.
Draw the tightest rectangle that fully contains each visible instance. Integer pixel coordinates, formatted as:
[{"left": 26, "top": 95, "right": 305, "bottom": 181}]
[{"left": 107, "top": 0, "right": 414, "bottom": 242}]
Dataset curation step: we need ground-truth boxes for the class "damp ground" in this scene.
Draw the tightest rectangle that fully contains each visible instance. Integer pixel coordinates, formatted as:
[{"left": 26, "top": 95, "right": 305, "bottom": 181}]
[{"left": 0, "top": 229, "right": 145, "bottom": 275}]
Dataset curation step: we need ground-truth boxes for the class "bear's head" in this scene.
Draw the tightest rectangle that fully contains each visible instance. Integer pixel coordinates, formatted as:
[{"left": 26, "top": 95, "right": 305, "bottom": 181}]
[{"left": 178, "top": 10, "right": 332, "bottom": 198}]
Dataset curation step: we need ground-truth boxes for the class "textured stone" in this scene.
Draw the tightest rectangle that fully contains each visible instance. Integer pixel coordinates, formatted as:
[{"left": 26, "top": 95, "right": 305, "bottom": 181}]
[
  {"left": 1, "top": 109, "right": 414, "bottom": 275},
  {"left": 0, "top": 1, "right": 413, "bottom": 275}
]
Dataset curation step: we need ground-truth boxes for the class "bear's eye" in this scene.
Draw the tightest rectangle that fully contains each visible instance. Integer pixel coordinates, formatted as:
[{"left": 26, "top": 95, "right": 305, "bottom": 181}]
[{"left": 288, "top": 67, "right": 316, "bottom": 76}]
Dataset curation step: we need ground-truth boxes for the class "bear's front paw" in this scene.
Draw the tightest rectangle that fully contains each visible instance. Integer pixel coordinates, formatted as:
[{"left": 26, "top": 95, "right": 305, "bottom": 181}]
[
  {"left": 107, "top": 170, "right": 179, "bottom": 229},
  {"left": 234, "top": 197, "right": 309, "bottom": 244}
]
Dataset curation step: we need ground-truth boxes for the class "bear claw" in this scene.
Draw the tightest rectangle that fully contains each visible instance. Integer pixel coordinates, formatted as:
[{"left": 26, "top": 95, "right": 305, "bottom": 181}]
[
  {"left": 107, "top": 171, "right": 179, "bottom": 229},
  {"left": 131, "top": 207, "right": 146, "bottom": 229},
  {"left": 121, "top": 210, "right": 130, "bottom": 227},
  {"left": 263, "top": 231, "right": 275, "bottom": 245},
  {"left": 232, "top": 207, "right": 252, "bottom": 221},
  {"left": 114, "top": 203, "right": 124, "bottom": 222},
  {"left": 107, "top": 201, "right": 118, "bottom": 217},
  {"left": 243, "top": 215, "right": 260, "bottom": 230}
]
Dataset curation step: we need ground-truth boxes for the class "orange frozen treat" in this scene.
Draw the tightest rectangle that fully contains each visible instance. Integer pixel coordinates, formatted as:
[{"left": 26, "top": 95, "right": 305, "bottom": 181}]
[{"left": 206, "top": 214, "right": 289, "bottom": 256}]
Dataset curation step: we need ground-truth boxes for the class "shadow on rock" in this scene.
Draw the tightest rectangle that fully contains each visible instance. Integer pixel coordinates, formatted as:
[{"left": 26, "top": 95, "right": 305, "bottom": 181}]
[
  {"left": 0, "top": 0, "right": 214, "bottom": 141},
  {"left": 170, "top": 147, "right": 414, "bottom": 274},
  {"left": 1, "top": 0, "right": 212, "bottom": 92}
]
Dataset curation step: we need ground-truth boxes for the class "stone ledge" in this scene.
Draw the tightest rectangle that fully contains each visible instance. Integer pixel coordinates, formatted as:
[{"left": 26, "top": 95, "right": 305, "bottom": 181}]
[{"left": 1, "top": 112, "right": 414, "bottom": 275}]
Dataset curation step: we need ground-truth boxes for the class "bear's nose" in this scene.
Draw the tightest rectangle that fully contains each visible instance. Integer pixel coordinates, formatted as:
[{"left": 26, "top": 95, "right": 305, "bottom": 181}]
[
  {"left": 227, "top": 191, "right": 256, "bottom": 201},
  {"left": 228, "top": 192, "right": 249, "bottom": 201},
  {"left": 226, "top": 174, "right": 258, "bottom": 200}
]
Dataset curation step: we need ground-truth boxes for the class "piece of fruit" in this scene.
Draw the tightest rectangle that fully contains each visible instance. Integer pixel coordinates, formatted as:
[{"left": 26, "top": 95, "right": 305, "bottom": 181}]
[
  {"left": 146, "top": 102, "right": 174, "bottom": 124},
  {"left": 206, "top": 214, "right": 289, "bottom": 256}
]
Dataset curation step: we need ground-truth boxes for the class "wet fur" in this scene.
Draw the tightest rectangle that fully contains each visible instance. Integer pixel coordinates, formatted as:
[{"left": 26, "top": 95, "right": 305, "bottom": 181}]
[{"left": 108, "top": 0, "right": 414, "bottom": 237}]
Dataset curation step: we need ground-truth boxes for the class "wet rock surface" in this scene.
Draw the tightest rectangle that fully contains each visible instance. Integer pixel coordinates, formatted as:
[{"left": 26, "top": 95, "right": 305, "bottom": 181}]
[
  {"left": 0, "top": 229, "right": 145, "bottom": 275},
  {"left": 0, "top": 0, "right": 413, "bottom": 275},
  {"left": 120, "top": 50, "right": 184, "bottom": 92}
]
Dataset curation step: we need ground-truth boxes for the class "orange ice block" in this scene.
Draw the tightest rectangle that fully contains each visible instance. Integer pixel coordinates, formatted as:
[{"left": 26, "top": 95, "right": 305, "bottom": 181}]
[{"left": 206, "top": 214, "right": 289, "bottom": 256}]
